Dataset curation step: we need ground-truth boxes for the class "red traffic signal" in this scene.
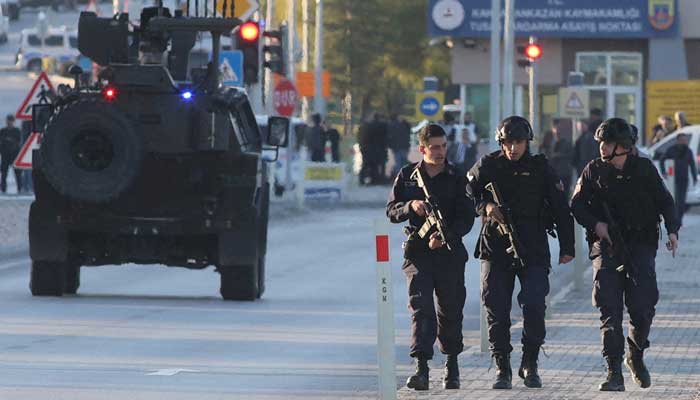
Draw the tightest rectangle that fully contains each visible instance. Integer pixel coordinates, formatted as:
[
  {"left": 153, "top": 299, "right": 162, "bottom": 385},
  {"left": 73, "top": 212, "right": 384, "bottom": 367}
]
[
  {"left": 525, "top": 44, "right": 542, "bottom": 60},
  {"left": 240, "top": 21, "right": 260, "bottom": 42}
]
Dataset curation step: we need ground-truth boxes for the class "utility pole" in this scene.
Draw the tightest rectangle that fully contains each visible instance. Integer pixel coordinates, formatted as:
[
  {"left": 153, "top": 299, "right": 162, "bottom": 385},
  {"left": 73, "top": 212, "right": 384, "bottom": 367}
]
[
  {"left": 502, "top": 0, "right": 515, "bottom": 118},
  {"left": 313, "top": 0, "right": 325, "bottom": 116},
  {"left": 264, "top": 0, "right": 275, "bottom": 115},
  {"left": 488, "top": 0, "right": 501, "bottom": 153},
  {"left": 528, "top": 36, "right": 539, "bottom": 141},
  {"left": 301, "top": 0, "right": 310, "bottom": 121},
  {"left": 287, "top": 0, "right": 296, "bottom": 87}
]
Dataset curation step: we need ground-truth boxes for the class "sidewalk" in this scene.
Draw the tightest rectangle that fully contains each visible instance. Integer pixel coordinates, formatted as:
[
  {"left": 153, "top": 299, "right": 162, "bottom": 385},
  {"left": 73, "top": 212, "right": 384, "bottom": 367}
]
[{"left": 397, "top": 215, "right": 700, "bottom": 400}]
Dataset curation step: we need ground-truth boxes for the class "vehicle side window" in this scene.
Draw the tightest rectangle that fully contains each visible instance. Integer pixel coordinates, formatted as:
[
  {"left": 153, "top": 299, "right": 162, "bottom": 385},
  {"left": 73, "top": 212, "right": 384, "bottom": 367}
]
[
  {"left": 28, "top": 35, "right": 41, "bottom": 46},
  {"left": 44, "top": 35, "right": 64, "bottom": 46},
  {"left": 69, "top": 36, "right": 78, "bottom": 48},
  {"left": 654, "top": 137, "right": 676, "bottom": 160}
]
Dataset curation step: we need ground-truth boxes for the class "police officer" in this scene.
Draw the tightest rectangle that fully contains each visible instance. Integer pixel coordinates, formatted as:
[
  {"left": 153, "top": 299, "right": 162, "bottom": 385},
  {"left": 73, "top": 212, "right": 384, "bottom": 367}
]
[
  {"left": 387, "top": 124, "right": 475, "bottom": 391},
  {"left": 571, "top": 118, "right": 679, "bottom": 391},
  {"left": 466, "top": 116, "right": 575, "bottom": 389}
]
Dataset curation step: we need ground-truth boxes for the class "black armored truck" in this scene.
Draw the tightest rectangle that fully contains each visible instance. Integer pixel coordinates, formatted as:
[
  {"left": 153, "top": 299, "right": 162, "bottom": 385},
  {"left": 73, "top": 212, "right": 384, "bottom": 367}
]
[{"left": 29, "top": 3, "right": 288, "bottom": 300}]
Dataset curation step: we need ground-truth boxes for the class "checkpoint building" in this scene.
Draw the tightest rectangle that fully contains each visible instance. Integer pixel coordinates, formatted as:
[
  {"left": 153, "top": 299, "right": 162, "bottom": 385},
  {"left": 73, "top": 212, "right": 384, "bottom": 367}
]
[{"left": 429, "top": 0, "right": 699, "bottom": 143}]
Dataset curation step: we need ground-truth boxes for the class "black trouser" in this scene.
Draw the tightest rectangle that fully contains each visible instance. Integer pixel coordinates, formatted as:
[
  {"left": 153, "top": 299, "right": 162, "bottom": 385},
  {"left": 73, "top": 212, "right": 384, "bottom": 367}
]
[
  {"left": 481, "top": 260, "right": 550, "bottom": 354},
  {"left": 674, "top": 178, "right": 688, "bottom": 226},
  {"left": 0, "top": 152, "right": 21, "bottom": 193},
  {"left": 403, "top": 252, "right": 467, "bottom": 359},
  {"left": 592, "top": 242, "right": 659, "bottom": 358}
]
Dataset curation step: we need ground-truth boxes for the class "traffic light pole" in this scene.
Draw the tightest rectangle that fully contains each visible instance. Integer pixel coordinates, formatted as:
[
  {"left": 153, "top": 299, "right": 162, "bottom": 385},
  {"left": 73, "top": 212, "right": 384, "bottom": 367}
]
[
  {"left": 528, "top": 36, "right": 539, "bottom": 142},
  {"left": 502, "top": 0, "right": 515, "bottom": 118},
  {"left": 488, "top": 0, "right": 501, "bottom": 153},
  {"left": 313, "top": 0, "right": 326, "bottom": 117}
]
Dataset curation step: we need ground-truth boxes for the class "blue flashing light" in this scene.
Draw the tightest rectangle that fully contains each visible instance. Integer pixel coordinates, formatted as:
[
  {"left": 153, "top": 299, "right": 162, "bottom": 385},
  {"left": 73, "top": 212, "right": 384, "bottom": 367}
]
[{"left": 181, "top": 91, "right": 193, "bottom": 100}]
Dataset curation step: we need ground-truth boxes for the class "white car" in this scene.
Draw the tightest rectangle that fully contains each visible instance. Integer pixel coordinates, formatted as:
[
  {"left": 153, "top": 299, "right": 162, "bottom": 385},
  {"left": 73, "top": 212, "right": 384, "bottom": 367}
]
[
  {"left": 643, "top": 125, "right": 700, "bottom": 205},
  {"left": 15, "top": 26, "right": 79, "bottom": 73}
]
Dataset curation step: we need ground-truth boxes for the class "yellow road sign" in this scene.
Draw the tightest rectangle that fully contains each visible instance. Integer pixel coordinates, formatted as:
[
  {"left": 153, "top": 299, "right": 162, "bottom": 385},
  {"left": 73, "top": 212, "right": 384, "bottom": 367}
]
[{"left": 217, "top": 0, "right": 258, "bottom": 19}]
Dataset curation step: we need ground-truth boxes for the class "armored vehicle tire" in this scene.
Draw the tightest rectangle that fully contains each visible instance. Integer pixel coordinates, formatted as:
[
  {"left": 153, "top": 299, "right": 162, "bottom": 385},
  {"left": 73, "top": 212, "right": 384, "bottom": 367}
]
[
  {"left": 219, "top": 262, "right": 260, "bottom": 301},
  {"left": 30, "top": 261, "right": 65, "bottom": 296},
  {"left": 41, "top": 99, "right": 144, "bottom": 203},
  {"left": 63, "top": 263, "right": 81, "bottom": 295}
]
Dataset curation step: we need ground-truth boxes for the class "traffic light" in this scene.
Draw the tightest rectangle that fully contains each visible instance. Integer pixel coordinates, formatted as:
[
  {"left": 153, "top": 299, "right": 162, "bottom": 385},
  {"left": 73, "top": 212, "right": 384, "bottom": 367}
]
[
  {"left": 236, "top": 21, "right": 260, "bottom": 84},
  {"left": 517, "top": 42, "right": 543, "bottom": 68},
  {"left": 263, "top": 25, "right": 287, "bottom": 75}
]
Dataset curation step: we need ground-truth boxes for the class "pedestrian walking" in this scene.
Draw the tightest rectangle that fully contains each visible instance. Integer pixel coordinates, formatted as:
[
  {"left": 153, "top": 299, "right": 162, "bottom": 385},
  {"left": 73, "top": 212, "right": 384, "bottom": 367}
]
[
  {"left": 661, "top": 133, "right": 697, "bottom": 226},
  {"left": 387, "top": 113, "right": 411, "bottom": 177},
  {"left": 387, "top": 123, "right": 475, "bottom": 391},
  {"left": 540, "top": 119, "right": 574, "bottom": 198},
  {"left": 309, "top": 113, "right": 325, "bottom": 162},
  {"left": 572, "top": 119, "right": 599, "bottom": 178},
  {"left": 466, "top": 116, "right": 575, "bottom": 390},
  {"left": 571, "top": 117, "right": 679, "bottom": 391},
  {"left": 0, "top": 114, "right": 23, "bottom": 194}
]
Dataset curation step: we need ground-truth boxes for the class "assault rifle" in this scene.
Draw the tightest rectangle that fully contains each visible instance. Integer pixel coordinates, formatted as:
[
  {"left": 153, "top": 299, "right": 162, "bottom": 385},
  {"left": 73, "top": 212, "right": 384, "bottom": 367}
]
[
  {"left": 410, "top": 167, "right": 452, "bottom": 251},
  {"left": 485, "top": 182, "right": 526, "bottom": 270},
  {"left": 600, "top": 201, "right": 638, "bottom": 285}
]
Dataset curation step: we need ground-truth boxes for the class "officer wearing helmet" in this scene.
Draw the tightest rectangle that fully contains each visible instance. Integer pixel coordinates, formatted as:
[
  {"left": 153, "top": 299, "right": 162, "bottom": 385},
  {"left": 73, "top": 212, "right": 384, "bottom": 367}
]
[
  {"left": 466, "top": 116, "right": 575, "bottom": 390},
  {"left": 571, "top": 117, "right": 679, "bottom": 392}
]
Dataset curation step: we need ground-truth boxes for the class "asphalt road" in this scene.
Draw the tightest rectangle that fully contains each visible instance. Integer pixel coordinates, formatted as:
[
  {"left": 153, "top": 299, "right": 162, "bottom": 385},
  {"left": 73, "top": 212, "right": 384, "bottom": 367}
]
[{"left": 0, "top": 205, "right": 580, "bottom": 399}]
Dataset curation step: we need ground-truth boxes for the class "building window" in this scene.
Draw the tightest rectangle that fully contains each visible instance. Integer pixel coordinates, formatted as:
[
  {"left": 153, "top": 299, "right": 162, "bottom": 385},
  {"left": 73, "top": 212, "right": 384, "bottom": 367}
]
[{"left": 576, "top": 52, "right": 642, "bottom": 88}]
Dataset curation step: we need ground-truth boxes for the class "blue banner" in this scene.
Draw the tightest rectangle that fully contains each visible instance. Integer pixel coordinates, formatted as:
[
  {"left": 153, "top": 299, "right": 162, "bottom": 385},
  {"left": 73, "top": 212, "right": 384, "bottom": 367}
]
[{"left": 428, "top": 0, "right": 678, "bottom": 38}]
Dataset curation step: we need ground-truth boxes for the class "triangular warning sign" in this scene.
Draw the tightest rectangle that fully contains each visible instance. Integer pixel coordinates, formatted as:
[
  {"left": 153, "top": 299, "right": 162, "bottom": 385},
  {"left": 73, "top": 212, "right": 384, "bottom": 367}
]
[
  {"left": 15, "top": 72, "right": 55, "bottom": 121},
  {"left": 565, "top": 92, "right": 584, "bottom": 110},
  {"left": 14, "top": 132, "right": 41, "bottom": 170},
  {"left": 220, "top": 58, "right": 238, "bottom": 82}
]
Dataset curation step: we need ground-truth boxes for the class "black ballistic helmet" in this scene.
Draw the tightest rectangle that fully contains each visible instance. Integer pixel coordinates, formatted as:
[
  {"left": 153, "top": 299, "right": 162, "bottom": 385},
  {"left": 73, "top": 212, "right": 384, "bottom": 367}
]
[
  {"left": 594, "top": 118, "right": 635, "bottom": 147},
  {"left": 495, "top": 116, "right": 534, "bottom": 142}
]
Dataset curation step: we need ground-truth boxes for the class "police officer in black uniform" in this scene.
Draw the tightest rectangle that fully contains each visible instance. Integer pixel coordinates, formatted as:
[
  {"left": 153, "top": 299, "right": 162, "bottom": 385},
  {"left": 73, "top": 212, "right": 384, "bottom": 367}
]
[
  {"left": 387, "top": 124, "right": 475, "bottom": 391},
  {"left": 571, "top": 118, "right": 679, "bottom": 391},
  {"left": 466, "top": 116, "right": 575, "bottom": 389}
]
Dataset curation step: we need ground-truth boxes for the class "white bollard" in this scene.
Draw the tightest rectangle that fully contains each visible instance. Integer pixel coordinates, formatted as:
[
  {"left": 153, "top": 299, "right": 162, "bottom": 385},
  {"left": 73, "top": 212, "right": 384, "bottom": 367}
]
[
  {"left": 574, "top": 225, "right": 586, "bottom": 291},
  {"left": 374, "top": 218, "right": 397, "bottom": 400}
]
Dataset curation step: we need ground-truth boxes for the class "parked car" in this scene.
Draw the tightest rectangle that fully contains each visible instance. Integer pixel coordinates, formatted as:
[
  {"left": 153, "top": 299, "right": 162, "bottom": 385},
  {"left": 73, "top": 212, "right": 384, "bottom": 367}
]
[
  {"left": 15, "top": 25, "right": 79, "bottom": 74},
  {"left": 642, "top": 125, "right": 700, "bottom": 205}
]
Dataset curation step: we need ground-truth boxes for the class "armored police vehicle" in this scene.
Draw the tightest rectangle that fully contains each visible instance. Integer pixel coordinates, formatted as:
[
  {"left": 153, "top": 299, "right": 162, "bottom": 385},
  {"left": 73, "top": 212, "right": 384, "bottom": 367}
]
[{"left": 29, "top": 3, "right": 288, "bottom": 301}]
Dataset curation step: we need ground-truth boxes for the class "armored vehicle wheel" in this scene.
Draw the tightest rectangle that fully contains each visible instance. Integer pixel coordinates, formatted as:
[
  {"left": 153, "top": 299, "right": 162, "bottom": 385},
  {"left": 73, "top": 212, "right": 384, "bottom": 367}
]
[
  {"left": 63, "top": 263, "right": 81, "bottom": 295},
  {"left": 40, "top": 99, "right": 144, "bottom": 203},
  {"left": 30, "top": 261, "right": 65, "bottom": 296},
  {"left": 219, "top": 262, "right": 260, "bottom": 301}
]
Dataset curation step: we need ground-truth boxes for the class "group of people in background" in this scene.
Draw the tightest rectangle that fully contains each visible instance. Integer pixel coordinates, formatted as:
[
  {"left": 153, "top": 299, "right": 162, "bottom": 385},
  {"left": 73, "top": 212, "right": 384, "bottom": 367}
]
[
  {"left": 357, "top": 112, "right": 412, "bottom": 185},
  {"left": 0, "top": 114, "right": 28, "bottom": 195},
  {"left": 307, "top": 113, "right": 341, "bottom": 163},
  {"left": 650, "top": 111, "right": 690, "bottom": 145}
]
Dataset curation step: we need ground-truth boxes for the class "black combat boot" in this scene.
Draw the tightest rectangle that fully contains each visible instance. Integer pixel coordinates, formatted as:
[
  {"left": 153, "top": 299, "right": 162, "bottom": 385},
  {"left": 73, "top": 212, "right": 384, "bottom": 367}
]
[
  {"left": 406, "top": 358, "right": 429, "bottom": 391},
  {"left": 599, "top": 356, "right": 625, "bottom": 391},
  {"left": 625, "top": 344, "right": 651, "bottom": 388},
  {"left": 443, "top": 354, "right": 460, "bottom": 389},
  {"left": 492, "top": 353, "right": 512, "bottom": 389},
  {"left": 518, "top": 348, "right": 542, "bottom": 388}
]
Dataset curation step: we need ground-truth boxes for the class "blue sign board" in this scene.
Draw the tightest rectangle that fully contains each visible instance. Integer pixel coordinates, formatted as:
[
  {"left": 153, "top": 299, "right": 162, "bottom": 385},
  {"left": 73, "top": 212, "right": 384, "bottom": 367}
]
[
  {"left": 428, "top": 0, "right": 678, "bottom": 39},
  {"left": 219, "top": 50, "right": 243, "bottom": 87},
  {"left": 420, "top": 96, "right": 440, "bottom": 117}
]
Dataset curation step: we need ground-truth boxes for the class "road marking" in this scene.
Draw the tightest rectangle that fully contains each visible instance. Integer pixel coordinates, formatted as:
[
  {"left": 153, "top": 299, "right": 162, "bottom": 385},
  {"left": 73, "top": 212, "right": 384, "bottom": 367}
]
[
  {"left": 0, "top": 258, "right": 28, "bottom": 272},
  {"left": 146, "top": 368, "right": 200, "bottom": 376}
]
